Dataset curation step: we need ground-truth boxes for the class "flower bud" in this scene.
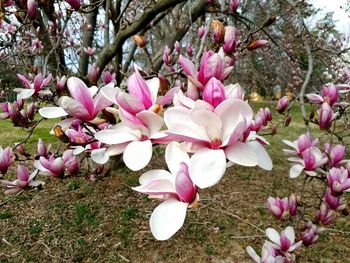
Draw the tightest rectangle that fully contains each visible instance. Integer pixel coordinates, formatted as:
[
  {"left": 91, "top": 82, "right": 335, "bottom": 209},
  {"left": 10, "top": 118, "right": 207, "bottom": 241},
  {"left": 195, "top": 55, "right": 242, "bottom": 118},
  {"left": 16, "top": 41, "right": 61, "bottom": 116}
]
[
  {"left": 198, "top": 25, "right": 205, "bottom": 39},
  {"left": 223, "top": 26, "right": 238, "bottom": 54},
  {"left": 318, "top": 102, "right": 335, "bottom": 129},
  {"left": 174, "top": 41, "right": 181, "bottom": 53},
  {"left": 211, "top": 20, "right": 225, "bottom": 43},
  {"left": 300, "top": 221, "right": 319, "bottom": 247},
  {"left": 133, "top": 35, "right": 147, "bottom": 48},
  {"left": 229, "top": 0, "right": 239, "bottom": 12},
  {"left": 322, "top": 85, "right": 339, "bottom": 106},
  {"left": 277, "top": 95, "right": 289, "bottom": 113},
  {"left": 247, "top": 39, "right": 268, "bottom": 50},
  {"left": 315, "top": 202, "right": 336, "bottom": 225},
  {"left": 27, "top": 0, "right": 37, "bottom": 20}
]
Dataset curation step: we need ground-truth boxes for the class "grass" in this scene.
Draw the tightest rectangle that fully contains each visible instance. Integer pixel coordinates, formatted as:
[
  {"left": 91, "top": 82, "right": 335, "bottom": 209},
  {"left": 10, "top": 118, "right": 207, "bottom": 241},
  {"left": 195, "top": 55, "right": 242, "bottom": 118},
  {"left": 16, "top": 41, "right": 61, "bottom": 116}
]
[{"left": 0, "top": 102, "right": 350, "bottom": 262}]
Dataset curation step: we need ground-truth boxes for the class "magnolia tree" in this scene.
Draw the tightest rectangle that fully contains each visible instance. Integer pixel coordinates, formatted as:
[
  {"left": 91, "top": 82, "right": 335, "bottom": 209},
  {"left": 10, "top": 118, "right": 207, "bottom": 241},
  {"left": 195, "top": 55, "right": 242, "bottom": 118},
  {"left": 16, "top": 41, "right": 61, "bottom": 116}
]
[{"left": 0, "top": 0, "right": 350, "bottom": 262}]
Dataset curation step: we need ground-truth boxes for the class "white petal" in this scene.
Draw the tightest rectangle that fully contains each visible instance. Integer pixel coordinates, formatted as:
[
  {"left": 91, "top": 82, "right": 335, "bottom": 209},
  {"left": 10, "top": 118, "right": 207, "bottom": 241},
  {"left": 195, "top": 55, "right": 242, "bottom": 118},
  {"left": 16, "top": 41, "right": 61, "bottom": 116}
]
[
  {"left": 290, "top": 164, "right": 304, "bottom": 178},
  {"left": 106, "top": 144, "right": 128, "bottom": 156},
  {"left": 72, "top": 146, "right": 85, "bottom": 155},
  {"left": 150, "top": 199, "right": 188, "bottom": 240},
  {"left": 139, "top": 170, "right": 173, "bottom": 185},
  {"left": 133, "top": 179, "right": 176, "bottom": 194},
  {"left": 225, "top": 141, "right": 259, "bottom": 167},
  {"left": 146, "top": 77, "right": 160, "bottom": 105},
  {"left": 136, "top": 110, "right": 164, "bottom": 135},
  {"left": 95, "top": 130, "right": 138, "bottom": 144},
  {"left": 39, "top": 107, "right": 68, "bottom": 119},
  {"left": 247, "top": 141, "right": 273, "bottom": 171},
  {"left": 91, "top": 148, "right": 109, "bottom": 164},
  {"left": 101, "top": 83, "right": 119, "bottom": 104},
  {"left": 123, "top": 140, "right": 152, "bottom": 171},
  {"left": 246, "top": 246, "right": 261, "bottom": 263},
  {"left": 284, "top": 226, "right": 295, "bottom": 244},
  {"left": 189, "top": 149, "right": 226, "bottom": 188},
  {"left": 17, "top": 89, "right": 35, "bottom": 100},
  {"left": 165, "top": 142, "right": 190, "bottom": 175},
  {"left": 265, "top": 228, "right": 281, "bottom": 246},
  {"left": 282, "top": 139, "right": 296, "bottom": 149},
  {"left": 88, "top": 86, "right": 98, "bottom": 97}
]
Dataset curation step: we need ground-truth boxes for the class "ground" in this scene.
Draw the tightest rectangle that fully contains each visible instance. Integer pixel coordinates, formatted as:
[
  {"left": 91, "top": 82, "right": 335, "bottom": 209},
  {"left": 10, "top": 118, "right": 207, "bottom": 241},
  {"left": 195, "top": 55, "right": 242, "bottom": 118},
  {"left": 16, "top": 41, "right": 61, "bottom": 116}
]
[{"left": 0, "top": 102, "right": 349, "bottom": 263}]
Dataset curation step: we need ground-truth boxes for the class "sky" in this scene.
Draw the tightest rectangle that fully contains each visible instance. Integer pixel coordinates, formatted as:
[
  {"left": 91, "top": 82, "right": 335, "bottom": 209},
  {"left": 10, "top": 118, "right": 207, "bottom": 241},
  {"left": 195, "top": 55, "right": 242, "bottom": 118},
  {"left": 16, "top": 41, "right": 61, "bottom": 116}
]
[{"left": 311, "top": 0, "right": 350, "bottom": 34}]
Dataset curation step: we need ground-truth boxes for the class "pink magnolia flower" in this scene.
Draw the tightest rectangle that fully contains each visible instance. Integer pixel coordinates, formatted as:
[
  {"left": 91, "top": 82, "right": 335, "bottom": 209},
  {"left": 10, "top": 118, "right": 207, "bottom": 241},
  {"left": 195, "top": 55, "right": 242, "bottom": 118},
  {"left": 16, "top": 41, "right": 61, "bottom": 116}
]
[
  {"left": 267, "top": 194, "right": 297, "bottom": 220},
  {"left": 283, "top": 132, "right": 318, "bottom": 157},
  {"left": 288, "top": 146, "right": 328, "bottom": 178},
  {"left": 39, "top": 77, "right": 113, "bottom": 121},
  {"left": 266, "top": 226, "right": 302, "bottom": 253},
  {"left": 62, "top": 150, "right": 80, "bottom": 175},
  {"left": 35, "top": 155, "right": 65, "bottom": 177},
  {"left": 165, "top": 99, "right": 272, "bottom": 188},
  {"left": 84, "top": 47, "right": 95, "bottom": 56},
  {"left": 101, "top": 68, "right": 178, "bottom": 117},
  {"left": 0, "top": 146, "right": 14, "bottom": 175},
  {"left": 37, "top": 138, "right": 51, "bottom": 158},
  {"left": 56, "top": 76, "right": 67, "bottom": 90},
  {"left": 277, "top": 96, "right": 288, "bottom": 113},
  {"left": 15, "top": 73, "right": 52, "bottom": 100},
  {"left": 322, "top": 85, "right": 339, "bottom": 106},
  {"left": 132, "top": 142, "right": 200, "bottom": 240},
  {"left": 0, "top": 165, "right": 43, "bottom": 194},
  {"left": 323, "top": 188, "right": 347, "bottom": 211},
  {"left": 173, "top": 81, "right": 244, "bottom": 109},
  {"left": 102, "top": 71, "right": 116, "bottom": 85},
  {"left": 247, "top": 242, "right": 284, "bottom": 263},
  {"left": 223, "top": 26, "right": 238, "bottom": 54},
  {"left": 324, "top": 144, "right": 346, "bottom": 167},
  {"left": 327, "top": 167, "right": 350, "bottom": 195},
  {"left": 314, "top": 203, "right": 336, "bottom": 225},
  {"left": 300, "top": 221, "right": 319, "bottom": 247},
  {"left": 318, "top": 102, "right": 337, "bottom": 129},
  {"left": 307, "top": 85, "right": 340, "bottom": 106},
  {"left": 179, "top": 48, "right": 233, "bottom": 88},
  {"left": 250, "top": 108, "right": 272, "bottom": 132}
]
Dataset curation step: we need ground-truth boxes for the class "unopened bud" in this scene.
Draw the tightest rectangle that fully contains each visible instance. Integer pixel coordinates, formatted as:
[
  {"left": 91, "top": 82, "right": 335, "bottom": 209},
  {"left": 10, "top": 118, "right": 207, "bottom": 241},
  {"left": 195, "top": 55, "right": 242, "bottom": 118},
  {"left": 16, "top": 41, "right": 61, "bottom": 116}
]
[
  {"left": 284, "top": 115, "right": 292, "bottom": 127},
  {"left": 133, "top": 35, "right": 147, "bottom": 48},
  {"left": 211, "top": 20, "right": 225, "bottom": 43}
]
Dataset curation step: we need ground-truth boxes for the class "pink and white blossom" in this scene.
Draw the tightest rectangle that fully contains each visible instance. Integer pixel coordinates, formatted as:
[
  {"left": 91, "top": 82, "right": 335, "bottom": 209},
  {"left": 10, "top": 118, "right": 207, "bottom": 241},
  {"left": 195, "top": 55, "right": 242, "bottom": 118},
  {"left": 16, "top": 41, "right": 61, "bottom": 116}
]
[
  {"left": 132, "top": 142, "right": 199, "bottom": 240},
  {"left": 39, "top": 77, "right": 113, "bottom": 122},
  {"left": 266, "top": 226, "right": 302, "bottom": 253},
  {"left": 0, "top": 146, "right": 14, "bottom": 175},
  {"left": 0, "top": 165, "right": 43, "bottom": 194},
  {"left": 15, "top": 73, "right": 52, "bottom": 100}
]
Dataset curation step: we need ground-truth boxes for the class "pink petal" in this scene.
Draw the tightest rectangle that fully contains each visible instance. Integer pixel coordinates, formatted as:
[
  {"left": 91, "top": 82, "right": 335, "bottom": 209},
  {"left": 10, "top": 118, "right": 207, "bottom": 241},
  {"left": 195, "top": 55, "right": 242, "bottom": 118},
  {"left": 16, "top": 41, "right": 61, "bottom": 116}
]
[
  {"left": 127, "top": 72, "right": 152, "bottom": 109},
  {"left": 67, "top": 77, "right": 94, "bottom": 116},
  {"left": 59, "top": 96, "right": 92, "bottom": 121}
]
